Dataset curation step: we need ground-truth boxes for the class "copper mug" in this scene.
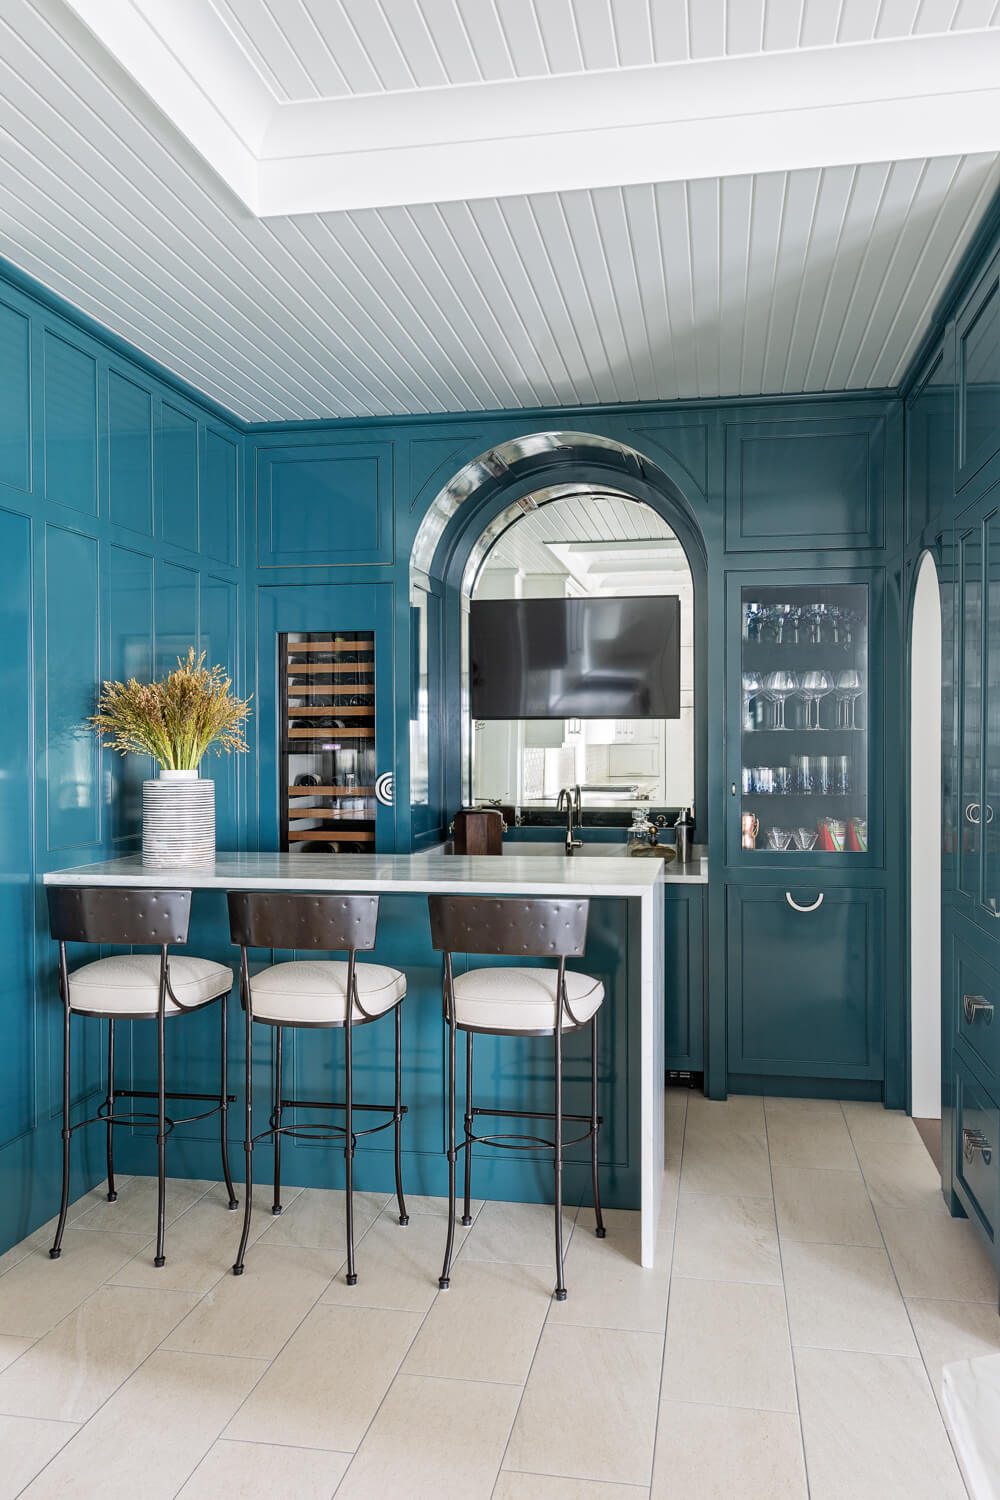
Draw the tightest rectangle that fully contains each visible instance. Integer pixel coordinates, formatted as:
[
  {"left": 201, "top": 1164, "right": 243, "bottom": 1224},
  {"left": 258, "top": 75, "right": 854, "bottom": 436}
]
[{"left": 741, "top": 813, "right": 759, "bottom": 849}]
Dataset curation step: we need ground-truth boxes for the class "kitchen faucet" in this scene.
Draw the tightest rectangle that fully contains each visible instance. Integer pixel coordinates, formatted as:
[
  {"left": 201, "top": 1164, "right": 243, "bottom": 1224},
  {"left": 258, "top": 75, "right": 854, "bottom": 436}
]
[{"left": 556, "top": 784, "right": 582, "bottom": 855}]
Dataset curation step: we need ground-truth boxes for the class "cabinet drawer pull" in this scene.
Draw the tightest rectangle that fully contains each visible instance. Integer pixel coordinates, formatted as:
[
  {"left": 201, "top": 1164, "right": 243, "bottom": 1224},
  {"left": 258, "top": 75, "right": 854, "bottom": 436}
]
[
  {"left": 966, "top": 803, "right": 981, "bottom": 825},
  {"left": 964, "top": 994, "right": 994, "bottom": 1025},
  {"left": 987, "top": 805, "right": 996, "bottom": 825},
  {"left": 785, "top": 892, "right": 823, "bottom": 913},
  {"left": 963, "top": 1127, "right": 992, "bottom": 1166}
]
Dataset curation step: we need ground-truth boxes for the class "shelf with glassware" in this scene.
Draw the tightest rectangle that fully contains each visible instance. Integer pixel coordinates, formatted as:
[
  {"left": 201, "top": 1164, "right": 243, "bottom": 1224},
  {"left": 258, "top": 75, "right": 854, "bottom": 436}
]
[
  {"left": 279, "top": 631, "right": 377, "bottom": 854},
  {"left": 738, "top": 584, "right": 868, "bottom": 856}
]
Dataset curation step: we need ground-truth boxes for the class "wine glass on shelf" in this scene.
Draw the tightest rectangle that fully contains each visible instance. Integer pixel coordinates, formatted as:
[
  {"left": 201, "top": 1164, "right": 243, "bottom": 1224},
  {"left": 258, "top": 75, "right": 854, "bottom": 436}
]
[
  {"left": 799, "top": 670, "right": 834, "bottom": 730},
  {"left": 742, "top": 672, "right": 763, "bottom": 731},
  {"left": 764, "top": 671, "right": 798, "bottom": 730},
  {"left": 834, "top": 670, "right": 863, "bottom": 728}
]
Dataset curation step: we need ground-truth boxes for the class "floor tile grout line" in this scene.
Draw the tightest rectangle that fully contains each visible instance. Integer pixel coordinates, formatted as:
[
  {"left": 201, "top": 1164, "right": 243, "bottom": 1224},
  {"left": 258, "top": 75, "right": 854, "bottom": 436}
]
[
  {"left": 842, "top": 1107, "right": 975, "bottom": 1497},
  {"left": 765, "top": 1097, "right": 812, "bottom": 1500},
  {"left": 647, "top": 1086, "right": 687, "bottom": 1499}
]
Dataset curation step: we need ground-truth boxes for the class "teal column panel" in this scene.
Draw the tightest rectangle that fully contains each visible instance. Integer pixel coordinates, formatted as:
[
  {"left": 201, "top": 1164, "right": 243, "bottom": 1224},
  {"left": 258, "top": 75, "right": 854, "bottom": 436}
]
[
  {"left": 108, "top": 372, "right": 153, "bottom": 537},
  {"left": 200, "top": 428, "right": 238, "bottom": 567},
  {"left": 0, "top": 300, "right": 31, "bottom": 494},
  {"left": 0, "top": 506, "right": 34, "bottom": 1148},
  {"left": 200, "top": 573, "right": 240, "bottom": 849},
  {"left": 108, "top": 543, "right": 153, "bottom": 842},
  {"left": 155, "top": 558, "right": 198, "bottom": 676},
  {"left": 158, "top": 403, "right": 198, "bottom": 553},
  {"left": 44, "top": 524, "right": 100, "bottom": 850},
  {"left": 43, "top": 332, "right": 97, "bottom": 516}
]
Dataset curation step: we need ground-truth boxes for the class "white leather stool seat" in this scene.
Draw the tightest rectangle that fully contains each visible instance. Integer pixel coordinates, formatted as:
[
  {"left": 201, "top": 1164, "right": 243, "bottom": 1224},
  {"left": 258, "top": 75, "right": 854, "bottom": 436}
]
[
  {"left": 68, "top": 954, "right": 233, "bottom": 1015},
  {"left": 249, "top": 960, "right": 406, "bottom": 1025},
  {"left": 452, "top": 966, "right": 604, "bottom": 1033}
]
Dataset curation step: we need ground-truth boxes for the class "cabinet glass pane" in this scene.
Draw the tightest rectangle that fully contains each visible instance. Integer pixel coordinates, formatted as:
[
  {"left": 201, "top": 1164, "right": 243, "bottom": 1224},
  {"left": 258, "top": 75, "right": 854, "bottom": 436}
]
[
  {"left": 279, "top": 631, "right": 376, "bottom": 853},
  {"left": 740, "top": 584, "right": 867, "bottom": 854},
  {"left": 960, "top": 528, "right": 982, "bottom": 901}
]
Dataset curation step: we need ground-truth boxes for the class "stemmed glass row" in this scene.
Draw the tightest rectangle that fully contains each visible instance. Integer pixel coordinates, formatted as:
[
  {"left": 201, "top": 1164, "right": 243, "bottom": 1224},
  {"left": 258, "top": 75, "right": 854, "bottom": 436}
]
[
  {"left": 744, "top": 601, "right": 862, "bottom": 647},
  {"left": 742, "top": 670, "right": 864, "bottom": 730}
]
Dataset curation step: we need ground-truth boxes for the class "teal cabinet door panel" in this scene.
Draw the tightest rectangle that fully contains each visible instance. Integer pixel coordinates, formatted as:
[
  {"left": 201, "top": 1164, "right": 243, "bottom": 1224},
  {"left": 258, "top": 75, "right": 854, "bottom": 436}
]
[
  {"left": 108, "top": 371, "right": 153, "bottom": 537},
  {"left": 953, "top": 1052, "right": 999, "bottom": 1247},
  {"left": 0, "top": 300, "right": 31, "bottom": 494},
  {"left": 957, "top": 258, "right": 1000, "bottom": 491},
  {"left": 256, "top": 583, "right": 396, "bottom": 852},
  {"left": 43, "top": 332, "right": 97, "bottom": 516},
  {"left": 155, "top": 559, "right": 199, "bottom": 676},
  {"left": 905, "top": 347, "right": 953, "bottom": 544},
  {"left": 200, "top": 574, "right": 241, "bottom": 850},
  {"left": 108, "top": 543, "right": 153, "bottom": 842},
  {"left": 200, "top": 427, "right": 238, "bottom": 567},
  {"left": 725, "top": 414, "right": 884, "bottom": 552},
  {"left": 0, "top": 507, "right": 34, "bottom": 1149},
  {"left": 256, "top": 441, "right": 393, "bottom": 568},
  {"left": 44, "top": 524, "right": 101, "bottom": 851},
  {"left": 158, "top": 404, "right": 199, "bottom": 554},
  {"left": 664, "top": 886, "right": 705, "bottom": 1071},
  {"left": 958, "top": 514, "right": 983, "bottom": 903},
  {"left": 727, "top": 884, "right": 884, "bottom": 1079}
]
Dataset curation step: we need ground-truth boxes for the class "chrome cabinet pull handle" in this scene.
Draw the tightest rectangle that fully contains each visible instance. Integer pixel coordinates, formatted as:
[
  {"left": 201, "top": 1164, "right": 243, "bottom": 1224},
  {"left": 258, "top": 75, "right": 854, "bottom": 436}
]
[
  {"left": 785, "top": 892, "right": 824, "bottom": 913},
  {"left": 986, "top": 805, "right": 996, "bottom": 825},
  {"left": 963, "top": 994, "right": 994, "bottom": 1025},
  {"left": 963, "top": 1127, "right": 992, "bottom": 1166},
  {"left": 966, "top": 803, "right": 981, "bottom": 825},
  {"left": 990, "top": 898, "right": 1000, "bottom": 920}
]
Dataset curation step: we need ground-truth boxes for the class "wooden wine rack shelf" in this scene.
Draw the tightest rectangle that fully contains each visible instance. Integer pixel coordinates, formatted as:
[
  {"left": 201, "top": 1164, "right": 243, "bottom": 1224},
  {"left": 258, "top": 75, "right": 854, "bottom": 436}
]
[{"left": 288, "top": 829, "right": 375, "bottom": 844}]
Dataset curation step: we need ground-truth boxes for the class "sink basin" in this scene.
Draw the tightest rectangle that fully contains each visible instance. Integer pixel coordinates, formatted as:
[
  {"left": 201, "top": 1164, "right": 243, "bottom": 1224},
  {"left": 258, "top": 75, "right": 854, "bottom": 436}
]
[{"left": 500, "top": 841, "right": 630, "bottom": 858}]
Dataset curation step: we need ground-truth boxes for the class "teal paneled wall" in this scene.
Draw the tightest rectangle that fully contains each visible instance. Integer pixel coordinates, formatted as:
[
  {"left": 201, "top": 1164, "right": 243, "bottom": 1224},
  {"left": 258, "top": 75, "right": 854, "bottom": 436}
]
[{"left": 0, "top": 266, "right": 245, "bottom": 1255}]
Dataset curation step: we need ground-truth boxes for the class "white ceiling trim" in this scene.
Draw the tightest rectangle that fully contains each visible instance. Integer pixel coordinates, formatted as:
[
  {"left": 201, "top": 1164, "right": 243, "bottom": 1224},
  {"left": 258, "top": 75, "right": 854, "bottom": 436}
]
[{"left": 56, "top": 11, "right": 1000, "bottom": 214}]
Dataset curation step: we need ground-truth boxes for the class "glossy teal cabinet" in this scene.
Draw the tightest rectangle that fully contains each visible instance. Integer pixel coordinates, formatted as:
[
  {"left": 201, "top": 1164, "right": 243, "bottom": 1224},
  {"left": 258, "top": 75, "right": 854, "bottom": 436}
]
[
  {"left": 727, "top": 884, "right": 884, "bottom": 1081},
  {"left": 955, "top": 485, "right": 1000, "bottom": 928},
  {"left": 664, "top": 885, "right": 705, "bottom": 1073}
]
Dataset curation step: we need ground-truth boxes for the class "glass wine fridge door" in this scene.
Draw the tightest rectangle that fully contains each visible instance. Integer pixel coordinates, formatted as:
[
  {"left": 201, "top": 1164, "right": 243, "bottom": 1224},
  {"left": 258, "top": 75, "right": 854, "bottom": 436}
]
[
  {"left": 257, "top": 584, "right": 395, "bottom": 854},
  {"left": 733, "top": 579, "right": 872, "bottom": 861}
]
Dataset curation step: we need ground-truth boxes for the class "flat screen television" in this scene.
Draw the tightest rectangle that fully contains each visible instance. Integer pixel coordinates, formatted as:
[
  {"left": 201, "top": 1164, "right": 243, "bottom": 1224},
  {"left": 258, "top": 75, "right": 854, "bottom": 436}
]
[{"left": 469, "top": 595, "right": 681, "bottom": 719}]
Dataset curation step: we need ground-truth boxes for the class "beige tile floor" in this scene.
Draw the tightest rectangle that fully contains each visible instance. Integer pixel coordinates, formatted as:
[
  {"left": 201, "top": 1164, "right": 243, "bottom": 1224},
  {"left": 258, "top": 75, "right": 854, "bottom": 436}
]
[{"left": 0, "top": 1094, "right": 996, "bottom": 1498}]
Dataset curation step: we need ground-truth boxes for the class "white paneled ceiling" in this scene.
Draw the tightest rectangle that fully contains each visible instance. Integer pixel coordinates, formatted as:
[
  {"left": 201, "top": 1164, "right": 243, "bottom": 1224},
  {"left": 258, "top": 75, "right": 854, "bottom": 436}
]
[{"left": 1, "top": 1, "right": 1000, "bottom": 421}]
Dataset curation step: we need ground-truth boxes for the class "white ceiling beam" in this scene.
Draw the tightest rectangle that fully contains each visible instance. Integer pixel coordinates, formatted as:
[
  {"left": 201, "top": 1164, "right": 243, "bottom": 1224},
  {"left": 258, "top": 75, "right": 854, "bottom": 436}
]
[
  {"left": 53, "top": 15, "right": 1000, "bottom": 217},
  {"left": 259, "top": 30, "right": 1000, "bottom": 214}
]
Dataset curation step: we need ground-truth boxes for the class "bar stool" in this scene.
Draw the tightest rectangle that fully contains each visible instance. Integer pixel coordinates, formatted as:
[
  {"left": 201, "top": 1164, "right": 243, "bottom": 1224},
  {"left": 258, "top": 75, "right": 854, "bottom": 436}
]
[
  {"left": 428, "top": 894, "right": 606, "bottom": 1301},
  {"left": 227, "top": 891, "right": 408, "bottom": 1284},
  {"left": 46, "top": 886, "right": 237, "bottom": 1267}
]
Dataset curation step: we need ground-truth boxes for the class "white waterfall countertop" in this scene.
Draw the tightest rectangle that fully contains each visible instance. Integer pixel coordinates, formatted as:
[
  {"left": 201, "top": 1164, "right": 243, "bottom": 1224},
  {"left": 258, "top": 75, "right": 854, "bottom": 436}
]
[{"left": 45, "top": 850, "right": 668, "bottom": 1265}]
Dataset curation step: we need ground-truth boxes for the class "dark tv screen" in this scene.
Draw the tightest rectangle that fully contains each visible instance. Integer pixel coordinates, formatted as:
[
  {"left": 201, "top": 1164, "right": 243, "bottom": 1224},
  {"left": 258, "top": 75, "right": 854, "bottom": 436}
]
[{"left": 469, "top": 596, "right": 681, "bottom": 720}]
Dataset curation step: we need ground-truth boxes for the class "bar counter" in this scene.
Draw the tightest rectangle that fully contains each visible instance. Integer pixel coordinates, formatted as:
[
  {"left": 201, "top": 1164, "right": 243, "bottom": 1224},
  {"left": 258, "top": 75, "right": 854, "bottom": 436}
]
[{"left": 45, "top": 851, "right": 667, "bottom": 1264}]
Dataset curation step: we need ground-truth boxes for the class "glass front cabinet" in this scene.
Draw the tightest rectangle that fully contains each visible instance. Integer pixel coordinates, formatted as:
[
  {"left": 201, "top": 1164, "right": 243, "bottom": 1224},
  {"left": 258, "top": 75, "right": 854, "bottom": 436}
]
[{"left": 729, "top": 574, "right": 879, "bottom": 866}]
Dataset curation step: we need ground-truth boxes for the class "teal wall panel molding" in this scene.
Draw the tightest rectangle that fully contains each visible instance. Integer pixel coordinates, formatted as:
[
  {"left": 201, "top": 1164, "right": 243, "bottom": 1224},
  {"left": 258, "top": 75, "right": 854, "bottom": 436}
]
[{"left": 255, "top": 437, "right": 393, "bottom": 568}]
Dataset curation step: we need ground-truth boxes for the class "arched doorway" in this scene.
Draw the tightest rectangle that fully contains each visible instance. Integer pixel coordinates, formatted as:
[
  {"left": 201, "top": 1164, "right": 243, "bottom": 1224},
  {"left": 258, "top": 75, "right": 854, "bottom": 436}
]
[
  {"left": 910, "top": 550, "right": 942, "bottom": 1118},
  {"left": 407, "top": 432, "right": 707, "bottom": 845}
]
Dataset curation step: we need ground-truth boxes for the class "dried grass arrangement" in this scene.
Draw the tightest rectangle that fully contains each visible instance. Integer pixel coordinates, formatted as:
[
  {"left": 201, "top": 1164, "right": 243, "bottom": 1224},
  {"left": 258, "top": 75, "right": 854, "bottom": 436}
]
[{"left": 88, "top": 648, "right": 252, "bottom": 772}]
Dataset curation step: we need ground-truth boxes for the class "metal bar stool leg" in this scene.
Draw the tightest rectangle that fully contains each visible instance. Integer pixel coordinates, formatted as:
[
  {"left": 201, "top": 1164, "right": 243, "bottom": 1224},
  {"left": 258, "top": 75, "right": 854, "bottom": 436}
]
[
  {"left": 154, "top": 979, "right": 167, "bottom": 1268},
  {"left": 219, "top": 993, "right": 238, "bottom": 1211},
  {"left": 272, "top": 1026, "right": 284, "bottom": 1215},
  {"left": 439, "top": 1006, "right": 458, "bottom": 1288},
  {"left": 50, "top": 956, "right": 72, "bottom": 1260},
  {"left": 462, "top": 1031, "right": 474, "bottom": 1226},
  {"left": 394, "top": 1003, "right": 409, "bottom": 1226},
  {"left": 233, "top": 984, "right": 254, "bottom": 1276},
  {"left": 591, "top": 1013, "right": 605, "bottom": 1238},
  {"left": 105, "top": 1019, "right": 118, "bottom": 1203},
  {"left": 553, "top": 1012, "right": 567, "bottom": 1301},
  {"left": 344, "top": 1015, "right": 357, "bottom": 1286}
]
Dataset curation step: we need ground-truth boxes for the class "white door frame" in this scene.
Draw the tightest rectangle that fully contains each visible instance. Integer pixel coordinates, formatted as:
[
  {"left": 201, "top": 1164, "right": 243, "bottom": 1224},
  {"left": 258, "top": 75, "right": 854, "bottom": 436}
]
[{"left": 910, "top": 550, "right": 943, "bottom": 1119}]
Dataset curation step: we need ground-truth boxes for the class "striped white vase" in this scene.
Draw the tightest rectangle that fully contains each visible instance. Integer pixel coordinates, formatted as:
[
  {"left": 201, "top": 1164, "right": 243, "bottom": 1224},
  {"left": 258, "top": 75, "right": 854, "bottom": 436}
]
[{"left": 142, "top": 769, "right": 215, "bottom": 868}]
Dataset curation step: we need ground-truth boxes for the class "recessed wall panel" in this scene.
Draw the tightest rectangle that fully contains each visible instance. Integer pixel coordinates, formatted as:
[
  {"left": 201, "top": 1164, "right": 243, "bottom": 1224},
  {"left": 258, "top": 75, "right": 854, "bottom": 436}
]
[
  {"left": 43, "top": 332, "right": 97, "bottom": 515},
  {"left": 109, "top": 543, "right": 153, "bottom": 841},
  {"left": 0, "top": 301, "right": 31, "bottom": 495},
  {"left": 158, "top": 403, "right": 199, "bottom": 552},
  {"left": 0, "top": 507, "right": 34, "bottom": 1146},
  {"left": 200, "top": 574, "right": 240, "bottom": 848},
  {"left": 256, "top": 442, "right": 393, "bottom": 567},
  {"left": 108, "top": 371, "right": 153, "bottom": 536},
  {"left": 45, "top": 524, "right": 100, "bottom": 850},
  {"left": 200, "top": 427, "right": 238, "bottom": 566},
  {"left": 155, "top": 559, "right": 199, "bottom": 677}
]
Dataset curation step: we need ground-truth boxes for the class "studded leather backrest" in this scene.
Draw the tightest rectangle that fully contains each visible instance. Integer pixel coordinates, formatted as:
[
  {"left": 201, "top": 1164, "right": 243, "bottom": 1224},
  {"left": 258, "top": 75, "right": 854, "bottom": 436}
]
[
  {"left": 227, "top": 890, "right": 379, "bottom": 951},
  {"left": 427, "top": 895, "right": 589, "bottom": 957},
  {"left": 46, "top": 886, "right": 192, "bottom": 946}
]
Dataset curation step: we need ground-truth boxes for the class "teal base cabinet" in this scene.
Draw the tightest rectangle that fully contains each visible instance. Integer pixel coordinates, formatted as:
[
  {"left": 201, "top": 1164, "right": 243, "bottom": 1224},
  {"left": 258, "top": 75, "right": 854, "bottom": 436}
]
[
  {"left": 665, "top": 885, "right": 705, "bottom": 1074},
  {"left": 726, "top": 883, "right": 884, "bottom": 1086}
]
